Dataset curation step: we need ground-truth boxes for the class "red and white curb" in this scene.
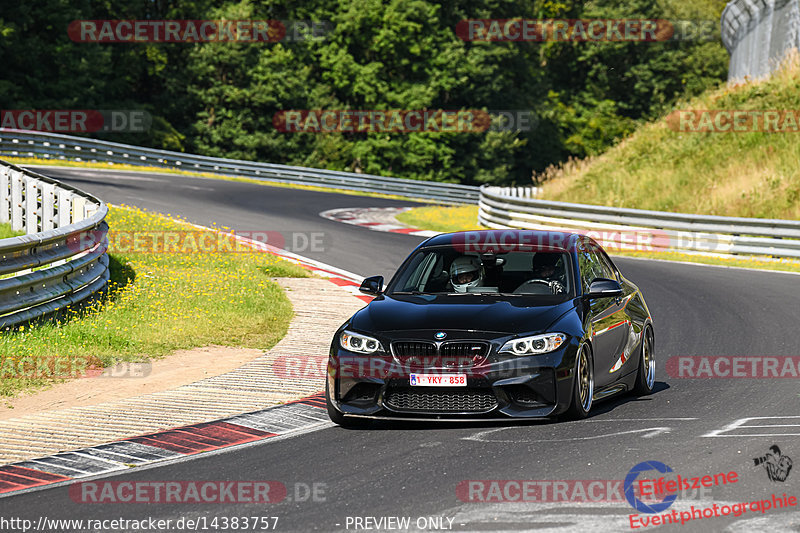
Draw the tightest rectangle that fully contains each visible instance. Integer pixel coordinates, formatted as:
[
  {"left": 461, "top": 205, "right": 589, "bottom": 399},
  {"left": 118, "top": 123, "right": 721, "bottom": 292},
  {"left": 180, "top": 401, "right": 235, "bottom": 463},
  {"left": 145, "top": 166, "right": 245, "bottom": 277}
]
[
  {"left": 320, "top": 207, "right": 440, "bottom": 238},
  {"left": 0, "top": 393, "right": 330, "bottom": 497}
]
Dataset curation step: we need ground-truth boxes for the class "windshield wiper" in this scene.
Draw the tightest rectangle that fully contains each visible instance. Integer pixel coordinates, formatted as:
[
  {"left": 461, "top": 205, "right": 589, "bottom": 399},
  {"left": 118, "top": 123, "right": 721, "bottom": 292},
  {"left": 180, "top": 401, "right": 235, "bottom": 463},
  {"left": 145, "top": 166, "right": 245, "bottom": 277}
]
[
  {"left": 392, "top": 291, "right": 433, "bottom": 295},
  {"left": 447, "top": 292, "right": 501, "bottom": 296}
]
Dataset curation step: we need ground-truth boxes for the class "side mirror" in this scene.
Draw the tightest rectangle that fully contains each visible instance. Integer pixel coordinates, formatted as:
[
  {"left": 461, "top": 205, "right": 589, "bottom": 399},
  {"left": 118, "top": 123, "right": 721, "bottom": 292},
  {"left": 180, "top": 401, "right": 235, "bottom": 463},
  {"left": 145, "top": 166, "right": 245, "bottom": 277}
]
[
  {"left": 587, "top": 278, "right": 623, "bottom": 299},
  {"left": 359, "top": 275, "right": 384, "bottom": 296}
]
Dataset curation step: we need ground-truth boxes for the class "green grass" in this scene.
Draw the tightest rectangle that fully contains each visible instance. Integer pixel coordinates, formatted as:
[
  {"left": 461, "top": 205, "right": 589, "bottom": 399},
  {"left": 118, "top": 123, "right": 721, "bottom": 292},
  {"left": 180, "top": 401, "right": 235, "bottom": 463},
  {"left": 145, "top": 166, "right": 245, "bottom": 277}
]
[
  {"left": 396, "top": 205, "right": 486, "bottom": 233},
  {"left": 396, "top": 205, "right": 800, "bottom": 274},
  {"left": 6, "top": 156, "right": 433, "bottom": 204},
  {"left": 0, "top": 223, "right": 24, "bottom": 239},
  {"left": 538, "top": 52, "right": 800, "bottom": 220},
  {"left": 0, "top": 205, "right": 309, "bottom": 398}
]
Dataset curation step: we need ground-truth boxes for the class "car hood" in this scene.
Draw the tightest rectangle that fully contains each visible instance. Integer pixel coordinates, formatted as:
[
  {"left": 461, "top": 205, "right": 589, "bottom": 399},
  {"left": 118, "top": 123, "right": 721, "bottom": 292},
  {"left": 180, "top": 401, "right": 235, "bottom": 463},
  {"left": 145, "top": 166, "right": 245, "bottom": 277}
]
[{"left": 349, "top": 294, "right": 577, "bottom": 334}]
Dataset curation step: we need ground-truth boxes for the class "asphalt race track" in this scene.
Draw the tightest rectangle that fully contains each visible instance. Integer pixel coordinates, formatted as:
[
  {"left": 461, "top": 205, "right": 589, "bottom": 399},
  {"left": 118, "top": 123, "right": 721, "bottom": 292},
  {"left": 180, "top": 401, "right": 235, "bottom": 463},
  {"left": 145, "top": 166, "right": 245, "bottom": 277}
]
[
  {"left": 2, "top": 167, "right": 799, "bottom": 532},
  {"left": 30, "top": 166, "right": 423, "bottom": 280}
]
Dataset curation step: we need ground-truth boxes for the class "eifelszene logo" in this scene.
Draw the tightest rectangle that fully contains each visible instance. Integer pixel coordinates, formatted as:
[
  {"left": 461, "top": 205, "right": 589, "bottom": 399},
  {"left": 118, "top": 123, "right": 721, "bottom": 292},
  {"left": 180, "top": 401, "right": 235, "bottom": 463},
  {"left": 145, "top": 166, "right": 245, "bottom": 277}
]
[
  {"left": 625, "top": 461, "right": 678, "bottom": 514},
  {"left": 625, "top": 460, "right": 739, "bottom": 515}
]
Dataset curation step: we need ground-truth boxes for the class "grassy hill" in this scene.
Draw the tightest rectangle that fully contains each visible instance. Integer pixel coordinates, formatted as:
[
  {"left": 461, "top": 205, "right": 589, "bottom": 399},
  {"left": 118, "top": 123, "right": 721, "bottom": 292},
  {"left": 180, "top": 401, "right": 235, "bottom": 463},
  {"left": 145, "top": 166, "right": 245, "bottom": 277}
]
[{"left": 538, "top": 52, "right": 800, "bottom": 220}]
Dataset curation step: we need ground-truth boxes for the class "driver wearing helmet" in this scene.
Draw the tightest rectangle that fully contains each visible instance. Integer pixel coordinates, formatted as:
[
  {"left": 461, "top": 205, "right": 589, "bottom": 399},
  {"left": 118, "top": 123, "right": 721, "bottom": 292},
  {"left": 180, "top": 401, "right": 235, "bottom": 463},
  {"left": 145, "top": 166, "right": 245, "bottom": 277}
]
[
  {"left": 450, "top": 256, "right": 484, "bottom": 293},
  {"left": 530, "top": 253, "right": 566, "bottom": 294}
]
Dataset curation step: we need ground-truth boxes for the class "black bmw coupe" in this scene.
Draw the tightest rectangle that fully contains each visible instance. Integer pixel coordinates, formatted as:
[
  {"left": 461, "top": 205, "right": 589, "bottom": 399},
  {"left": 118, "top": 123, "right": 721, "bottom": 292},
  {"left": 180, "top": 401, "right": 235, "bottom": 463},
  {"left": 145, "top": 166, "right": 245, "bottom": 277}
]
[{"left": 325, "top": 230, "right": 655, "bottom": 426}]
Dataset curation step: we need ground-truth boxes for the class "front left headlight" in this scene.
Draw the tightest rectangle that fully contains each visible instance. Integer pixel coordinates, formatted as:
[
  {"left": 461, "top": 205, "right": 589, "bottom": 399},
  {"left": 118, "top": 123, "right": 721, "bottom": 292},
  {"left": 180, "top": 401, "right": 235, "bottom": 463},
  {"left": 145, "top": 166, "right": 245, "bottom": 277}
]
[
  {"left": 340, "top": 330, "right": 383, "bottom": 354},
  {"left": 499, "top": 333, "right": 566, "bottom": 356}
]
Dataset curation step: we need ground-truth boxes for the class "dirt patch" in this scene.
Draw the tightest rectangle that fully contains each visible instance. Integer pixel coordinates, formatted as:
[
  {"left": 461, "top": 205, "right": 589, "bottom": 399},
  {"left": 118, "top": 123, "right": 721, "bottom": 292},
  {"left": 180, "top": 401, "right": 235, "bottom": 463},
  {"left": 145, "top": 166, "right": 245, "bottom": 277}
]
[{"left": 0, "top": 345, "right": 263, "bottom": 420}]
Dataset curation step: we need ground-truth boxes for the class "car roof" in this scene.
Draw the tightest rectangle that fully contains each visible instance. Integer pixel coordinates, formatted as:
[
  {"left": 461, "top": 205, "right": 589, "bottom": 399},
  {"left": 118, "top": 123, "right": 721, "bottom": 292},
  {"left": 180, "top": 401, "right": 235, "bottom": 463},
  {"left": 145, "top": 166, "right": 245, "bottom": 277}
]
[{"left": 421, "top": 230, "right": 582, "bottom": 252}]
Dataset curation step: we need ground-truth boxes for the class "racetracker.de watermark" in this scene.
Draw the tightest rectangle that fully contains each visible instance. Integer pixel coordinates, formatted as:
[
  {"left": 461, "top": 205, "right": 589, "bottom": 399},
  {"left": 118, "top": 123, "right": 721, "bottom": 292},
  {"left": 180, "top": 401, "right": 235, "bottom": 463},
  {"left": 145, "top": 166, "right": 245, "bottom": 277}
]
[
  {"left": 666, "top": 356, "right": 800, "bottom": 378},
  {"left": 666, "top": 110, "right": 800, "bottom": 133},
  {"left": 70, "top": 481, "right": 326, "bottom": 503},
  {"left": 75, "top": 230, "right": 329, "bottom": 254},
  {"left": 272, "top": 110, "right": 536, "bottom": 133},
  {"left": 456, "top": 479, "right": 713, "bottom": 503},
  {"left": 1, "top": 110, "right": 150, "bottom": 133},
  {"left": 449, "top": 229, "right": 732, "bottom": 255},
  {"left": 68, "top": 20, "right": 332, "bottom": 43},
  {"left": 450, "top": 229, "right": 670, "bottom": 254},
  {"left": 456, "top": 19, "right": 716, "bottom": 42},
  {"left": 275, "top": 355, "right": 498, "bottom": 381},
  {"left": 0, "top": 356, "right": 151, "bottom": 379}
]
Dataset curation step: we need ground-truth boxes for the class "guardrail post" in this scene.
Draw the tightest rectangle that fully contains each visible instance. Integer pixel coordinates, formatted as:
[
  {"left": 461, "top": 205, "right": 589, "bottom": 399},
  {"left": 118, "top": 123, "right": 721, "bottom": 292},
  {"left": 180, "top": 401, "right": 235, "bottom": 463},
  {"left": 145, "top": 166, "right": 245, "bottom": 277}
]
[
  {"left": 10, "top": 170, "right": 23, "bottom": 232},
  {"left": 24, "top": 177, "right": 41, "bottom": 234},
  {"left": 41, "top": 182, "right": 56, "bottom": 231},
  {"left": 57, "top": 189, "right": 72, "bottom": 227},
  {"left": 0, "top": 166, "right": 9, "bottom": 224},
  {"left": 71, "top": 196, "right": 86, "bottom": 224}
]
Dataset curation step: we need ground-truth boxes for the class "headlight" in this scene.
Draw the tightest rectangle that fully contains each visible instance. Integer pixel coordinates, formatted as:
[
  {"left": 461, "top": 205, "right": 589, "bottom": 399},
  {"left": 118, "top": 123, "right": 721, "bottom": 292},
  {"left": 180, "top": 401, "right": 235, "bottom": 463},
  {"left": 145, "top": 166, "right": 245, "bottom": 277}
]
[
  {"left": 499, "top": 333, "right": 566, "bottom": 356},
  {"left": 340, "top": 330, "right": 383, "bottom": 354}
]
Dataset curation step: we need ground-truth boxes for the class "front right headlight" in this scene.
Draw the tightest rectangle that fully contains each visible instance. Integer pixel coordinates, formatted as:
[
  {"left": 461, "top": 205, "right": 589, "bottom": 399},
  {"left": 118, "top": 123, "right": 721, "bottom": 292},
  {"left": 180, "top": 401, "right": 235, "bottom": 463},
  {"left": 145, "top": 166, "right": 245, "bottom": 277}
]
[
  {"left": 499, "top": 333, "right": 566, "bottom": 356},
  {"left": 340, "top": 330, "right": 383, "bottom": 354}
]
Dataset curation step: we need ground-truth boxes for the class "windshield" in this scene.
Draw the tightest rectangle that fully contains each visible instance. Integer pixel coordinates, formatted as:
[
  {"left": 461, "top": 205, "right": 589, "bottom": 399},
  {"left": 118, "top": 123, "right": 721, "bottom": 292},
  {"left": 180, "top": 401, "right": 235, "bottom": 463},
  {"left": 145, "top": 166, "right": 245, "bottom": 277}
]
[{"left": 388, "top": 246, "right": 574, "bottom": 297}]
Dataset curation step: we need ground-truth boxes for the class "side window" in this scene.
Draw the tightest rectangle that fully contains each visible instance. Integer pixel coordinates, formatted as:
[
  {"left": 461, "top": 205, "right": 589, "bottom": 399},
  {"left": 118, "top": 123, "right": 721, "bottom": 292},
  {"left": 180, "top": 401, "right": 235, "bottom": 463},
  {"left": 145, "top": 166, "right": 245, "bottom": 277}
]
[
  {"left": 578, "top": 242, "right": 615, "bottom": 293},
  {"left": 577, "top": 244, "right": 602, "bottom": 293},
  {"left": 591, "top": 244, "right": 618, "bottom": 281},
  {"left": 394, "top": 251, "right": 430, "bottom": 292},
  {"left": 420, "top": 253, "right": 445, "bottom": 291}
]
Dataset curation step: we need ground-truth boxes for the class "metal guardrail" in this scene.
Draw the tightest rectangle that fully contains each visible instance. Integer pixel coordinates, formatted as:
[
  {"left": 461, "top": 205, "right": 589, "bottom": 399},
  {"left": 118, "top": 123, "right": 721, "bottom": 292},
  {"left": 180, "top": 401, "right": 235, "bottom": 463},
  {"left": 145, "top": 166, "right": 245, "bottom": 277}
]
[
  {"left": 10, "top": 130, "right": 799, "bottom": 260},
  {"left": 0, "top": 129, "right": 479, "bottom": 205},
  {"left": 479, "top": 186, "right": 800, "bottom": 259},
  {"left": 0, "top": 160, "right": 109, "bottom": 328}
]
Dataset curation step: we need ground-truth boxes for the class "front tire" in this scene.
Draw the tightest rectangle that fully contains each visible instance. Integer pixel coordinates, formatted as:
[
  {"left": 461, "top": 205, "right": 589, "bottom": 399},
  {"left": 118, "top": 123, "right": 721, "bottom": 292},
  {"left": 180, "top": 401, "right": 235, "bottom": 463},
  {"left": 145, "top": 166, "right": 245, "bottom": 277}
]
[
  {"left": 632, "top": 326, "right": 656, "bottom": 395},
  {"left": 563, "top": 342, "right": 594, "bottom": 420}
]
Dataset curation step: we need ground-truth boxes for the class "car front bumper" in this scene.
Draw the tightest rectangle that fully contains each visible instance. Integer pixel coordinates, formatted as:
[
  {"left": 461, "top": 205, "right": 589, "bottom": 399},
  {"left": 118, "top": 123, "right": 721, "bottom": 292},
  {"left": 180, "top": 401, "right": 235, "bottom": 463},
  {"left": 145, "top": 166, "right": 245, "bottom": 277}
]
[{"left": 327, "top": 342, "right": 580, "bottom": 420}]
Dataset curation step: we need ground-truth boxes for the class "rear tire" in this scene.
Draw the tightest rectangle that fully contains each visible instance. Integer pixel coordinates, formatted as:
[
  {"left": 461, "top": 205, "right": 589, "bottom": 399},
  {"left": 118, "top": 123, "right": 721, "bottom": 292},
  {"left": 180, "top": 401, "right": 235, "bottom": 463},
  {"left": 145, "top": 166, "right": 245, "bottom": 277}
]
[
  {"left": 325, "top": 381, "right": 364, "bottom": 428},
  {"left": 563, "top": 343, "right": 594, "bottom": 420},
  {"left": 632, "top": 326, "right": 656, "bottom": 396}
]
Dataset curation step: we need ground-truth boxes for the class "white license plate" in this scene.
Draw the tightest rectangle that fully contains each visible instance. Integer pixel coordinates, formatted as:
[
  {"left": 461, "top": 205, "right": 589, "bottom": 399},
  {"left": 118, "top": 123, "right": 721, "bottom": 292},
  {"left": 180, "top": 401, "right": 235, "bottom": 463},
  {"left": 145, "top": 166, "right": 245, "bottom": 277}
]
[{"left": 410, "top": 373, "right": 467, "bottom": 387}]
